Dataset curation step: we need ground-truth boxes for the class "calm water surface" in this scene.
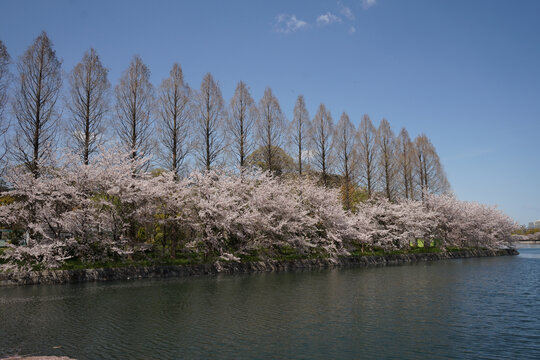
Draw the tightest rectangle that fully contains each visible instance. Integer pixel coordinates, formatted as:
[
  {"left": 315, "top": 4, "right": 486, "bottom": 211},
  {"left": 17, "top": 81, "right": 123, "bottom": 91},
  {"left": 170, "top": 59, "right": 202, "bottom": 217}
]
[{"left": 1, "top": 246, "right": 539, "bottom": 359}]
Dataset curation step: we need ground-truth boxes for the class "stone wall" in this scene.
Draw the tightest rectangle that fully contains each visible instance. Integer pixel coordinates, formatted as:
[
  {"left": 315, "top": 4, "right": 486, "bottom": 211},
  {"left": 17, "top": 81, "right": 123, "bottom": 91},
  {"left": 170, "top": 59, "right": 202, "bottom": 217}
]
[{"left": 0, "top": 248, "right": 518, "bottom": 286}]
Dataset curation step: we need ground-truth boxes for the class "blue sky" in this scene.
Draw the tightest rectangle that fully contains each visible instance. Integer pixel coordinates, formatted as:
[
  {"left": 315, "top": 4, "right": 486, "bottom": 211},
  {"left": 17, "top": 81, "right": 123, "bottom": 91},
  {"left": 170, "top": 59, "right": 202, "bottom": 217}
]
[{"left": 1, "top": 0, "right": 539, "bottom": 224}]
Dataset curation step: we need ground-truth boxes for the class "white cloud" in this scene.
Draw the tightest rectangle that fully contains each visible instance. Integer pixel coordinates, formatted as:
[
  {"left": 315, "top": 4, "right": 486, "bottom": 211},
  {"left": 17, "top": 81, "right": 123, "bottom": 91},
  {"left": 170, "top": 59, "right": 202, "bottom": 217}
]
[
  {"left": 275, "top": 14, "right": 308, "bottom": 33},
  {"left": 316, "top": 12, "right": 342, "bottom": 26},
  {"left": 362, "top": 0, "right": 377, "bottom": 9},
  {"left": 349, "top": 26, "right": 356, "bottom": 34},
  {"left": 340, "top": 6, "right": 355, "bottom": 20}
]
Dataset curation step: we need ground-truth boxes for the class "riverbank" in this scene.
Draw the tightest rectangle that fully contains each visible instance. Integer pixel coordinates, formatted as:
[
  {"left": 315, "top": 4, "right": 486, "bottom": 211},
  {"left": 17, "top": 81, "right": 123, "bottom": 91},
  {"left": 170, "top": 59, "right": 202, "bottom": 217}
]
[
  {"left": 517, "top": 240, "right": 540, "bottom": 244},
  {"left": 0, "top": 248, "right": 518, "bottom": 286}
]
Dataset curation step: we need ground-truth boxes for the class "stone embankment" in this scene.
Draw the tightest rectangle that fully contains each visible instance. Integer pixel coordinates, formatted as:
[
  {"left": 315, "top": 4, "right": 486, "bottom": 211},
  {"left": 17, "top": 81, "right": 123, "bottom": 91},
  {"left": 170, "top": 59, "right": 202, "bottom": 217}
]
[{"left": 0, "top": 248, "right": 518, "bottom": 286}]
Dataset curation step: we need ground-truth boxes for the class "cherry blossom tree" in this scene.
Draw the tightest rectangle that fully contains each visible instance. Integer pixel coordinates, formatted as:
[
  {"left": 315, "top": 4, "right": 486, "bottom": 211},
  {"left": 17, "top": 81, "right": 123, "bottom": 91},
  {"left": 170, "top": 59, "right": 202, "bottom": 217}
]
[
  {"left": 425, "top": 194, "right": 516, "bottom": 249},
  {"left": 0, "top": 152, "right": 516, "bottom": 270},
  {"left": 357, "top": 198, "right": 437, "bottom": 250}
]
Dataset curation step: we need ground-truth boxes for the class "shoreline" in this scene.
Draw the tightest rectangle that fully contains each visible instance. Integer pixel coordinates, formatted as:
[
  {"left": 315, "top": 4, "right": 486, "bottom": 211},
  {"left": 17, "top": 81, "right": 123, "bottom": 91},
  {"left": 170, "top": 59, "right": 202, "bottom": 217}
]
[{"left": 0, "top": 248, "right": 518, "bottom": 286}]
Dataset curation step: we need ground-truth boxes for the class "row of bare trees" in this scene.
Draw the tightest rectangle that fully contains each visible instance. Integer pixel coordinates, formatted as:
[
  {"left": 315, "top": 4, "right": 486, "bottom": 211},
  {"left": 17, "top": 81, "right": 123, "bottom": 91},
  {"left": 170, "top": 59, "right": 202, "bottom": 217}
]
[{"left": 0, "top": 32, "right": 449, "bottom": 203}]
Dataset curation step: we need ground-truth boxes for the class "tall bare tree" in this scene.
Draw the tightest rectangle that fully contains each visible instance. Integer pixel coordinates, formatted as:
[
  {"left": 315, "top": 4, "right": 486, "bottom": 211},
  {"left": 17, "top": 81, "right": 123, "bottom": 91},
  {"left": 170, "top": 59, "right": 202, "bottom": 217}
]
[
  {"left": 377, "top": 118, "right": 396, "bottom": 201},
  {"left": 290, "top": 94, "right": 310, "bottom": 175},
  {"left": 12, "top": 32, "right": 62, "bottom": 176},
  {"left": 311, "top": 103, "right": 334, "bottom": 187},
  {"left": 227, "top": 81, "right": 256, "bottom": 169},
  {"left": 0, "top": 40, "right": 9, "bottom": 125},
  {"left": 396, "top": 128, "right": 415, "bottom": 199},
  {"left": 334, "top": 112, "right": 356, "bottom": 209},
  {"left": 194, "top": 73, "right": 225, "bottom": 171},
  {"left": 66, "top": 48, "right": 110, "bottom": 165},
  {"left": 0, "top": 40, "right": 10, "bottom": 171},
  {"left": 356, "top": 114, "right": 378, "bottom": 197},
  {"left": 414, "top": 134, "right": 450, "bottom": 200},
  {"left": 114, "top": 55, "right": 154, "bottom": 163},
  {"left": 156, "top": 63, "right": 191, "bottom": 176},
  {"left": 256, "top": 87, "right": 285, "bottom": 173}
]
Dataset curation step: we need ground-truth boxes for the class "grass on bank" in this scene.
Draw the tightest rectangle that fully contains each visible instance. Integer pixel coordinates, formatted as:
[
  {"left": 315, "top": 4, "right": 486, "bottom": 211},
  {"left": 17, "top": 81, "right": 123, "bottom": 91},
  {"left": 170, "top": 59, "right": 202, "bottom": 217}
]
[
  {"left": 0, "top": 241, "right": 492, "bottom": 272},
  {"left": 53, "top": 245, "right": 486, "bottom": 271},
  {"left": 56, "top": 244, "right": 321, "bottom": 270}
]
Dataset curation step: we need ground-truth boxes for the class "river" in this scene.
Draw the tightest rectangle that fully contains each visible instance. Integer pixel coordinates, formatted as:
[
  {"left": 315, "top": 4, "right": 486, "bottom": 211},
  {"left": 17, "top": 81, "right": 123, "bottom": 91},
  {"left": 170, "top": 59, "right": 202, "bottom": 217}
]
[{"left": 1, "top": 246, "right": 539, "bottom": 359}]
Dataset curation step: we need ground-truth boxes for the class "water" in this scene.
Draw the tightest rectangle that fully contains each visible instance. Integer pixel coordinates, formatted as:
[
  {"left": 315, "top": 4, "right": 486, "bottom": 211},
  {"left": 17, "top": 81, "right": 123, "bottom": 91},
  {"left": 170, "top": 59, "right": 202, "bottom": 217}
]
[{"left": 1, "top": 246, "right": 539, "bottom": 359}]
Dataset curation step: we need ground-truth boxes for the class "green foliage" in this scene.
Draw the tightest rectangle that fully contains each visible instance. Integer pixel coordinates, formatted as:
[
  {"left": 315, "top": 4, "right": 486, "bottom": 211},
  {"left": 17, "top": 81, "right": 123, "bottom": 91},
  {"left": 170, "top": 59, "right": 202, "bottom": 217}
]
[
  {"left": 43, "top": 243, "right": 487, "bottom": 271},
  {"left": 151, "top": 168, "right": 167, "bottom": 177},
  {"left": 514, "top": 227, "right": 540, "bottom": 235},
  {"left": 350, "top": 245, "right": 385, "bottom": 257},
  {"left": 406, "top": 246, "right": 442, "bottom": 254},
  {"left": 274, "top": 244, "right": 304, "bottom": 261},
  {"left": 339, "top": 182, "right": 369, "bottom": 212},
  {"left": 409, "top": 238, "right": 440, "bottom": 248},
  {"left": 237, "top": 249, "right": 261, "bottom": 262},
  {"left": 57, "top": 250, "right": 205, "bottom": 270},
  {"left": 351, "top": 244, "right": 444, "bottom": 256},
  {"left": 246, "top": 145, "right": 295, "bottom": 175},
  {"left": 0, "top": 229, "right": 25, "bottom": 245},
  {"left": 0, "top": 195, "right": 15, "bottom": 206},
  {"left": 349, "top": 186, "right": 370, "bottom": 209},
  {"left": 136, "top": 227, "right": 147, "bottom": 242}
]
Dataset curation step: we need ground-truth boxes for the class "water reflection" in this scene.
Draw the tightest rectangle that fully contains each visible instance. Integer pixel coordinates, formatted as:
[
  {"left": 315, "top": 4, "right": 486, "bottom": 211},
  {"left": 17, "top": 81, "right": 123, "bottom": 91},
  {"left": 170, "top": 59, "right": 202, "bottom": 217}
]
[{"left": 1, "top": 247, "right": 539, "bottom": 359}]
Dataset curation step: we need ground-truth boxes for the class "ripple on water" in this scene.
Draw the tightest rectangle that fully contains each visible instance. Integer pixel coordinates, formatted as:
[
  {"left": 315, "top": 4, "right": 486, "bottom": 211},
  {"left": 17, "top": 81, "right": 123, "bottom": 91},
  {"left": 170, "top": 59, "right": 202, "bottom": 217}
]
[{"left": 0, "top": 247, "right": 539, "bottom": 359}]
